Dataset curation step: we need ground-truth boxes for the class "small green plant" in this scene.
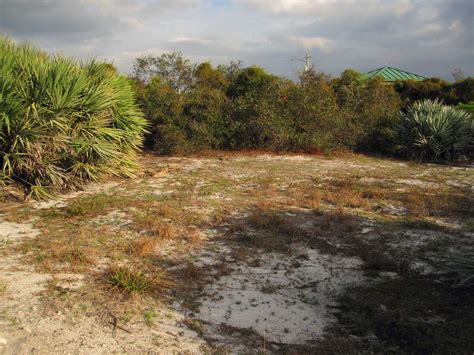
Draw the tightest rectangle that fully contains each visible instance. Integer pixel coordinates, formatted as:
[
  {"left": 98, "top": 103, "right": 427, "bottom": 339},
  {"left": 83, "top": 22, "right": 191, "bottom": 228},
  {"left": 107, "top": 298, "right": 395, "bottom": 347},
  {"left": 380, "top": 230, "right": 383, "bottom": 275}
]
[
  {"left": 110, "top": 267, "right": 151, "bottom": 292},
  {"left": 144, "top": 309, "right": 156, "bottom": 327},
  {"left": 397, "top": 100, "right": 473, "bottom": 161},
  {"left": 0, "top": 281, "right": 6, "bottom": 296}
]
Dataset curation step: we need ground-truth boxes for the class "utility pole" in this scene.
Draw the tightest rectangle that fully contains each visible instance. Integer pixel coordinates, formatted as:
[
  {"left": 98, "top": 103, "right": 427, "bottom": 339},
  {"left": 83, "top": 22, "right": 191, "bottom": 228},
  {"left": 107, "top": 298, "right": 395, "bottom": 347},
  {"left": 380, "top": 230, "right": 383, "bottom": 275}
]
[
  {"left": 304, "top": 53, "right": 312, "bottom": 72},
  {"left": 291, "top": 53, "right": 312, "bottom": 72}
]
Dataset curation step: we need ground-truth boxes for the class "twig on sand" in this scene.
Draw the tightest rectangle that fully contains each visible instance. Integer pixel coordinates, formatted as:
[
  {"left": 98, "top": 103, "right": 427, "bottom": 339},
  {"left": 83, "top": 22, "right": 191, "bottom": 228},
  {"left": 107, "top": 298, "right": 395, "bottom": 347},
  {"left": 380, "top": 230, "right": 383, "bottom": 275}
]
[{"left": 110, "top": 315, "right": 132, "bottom": 338}]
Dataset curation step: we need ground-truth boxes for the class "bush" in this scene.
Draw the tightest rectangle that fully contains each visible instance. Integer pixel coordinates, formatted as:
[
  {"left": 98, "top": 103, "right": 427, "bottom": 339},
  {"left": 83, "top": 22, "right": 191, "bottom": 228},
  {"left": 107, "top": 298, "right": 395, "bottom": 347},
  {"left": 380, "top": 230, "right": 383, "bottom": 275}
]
[
  {"left": 397, "top": 100, "right": 473, "bottom": 161},
  {"left": 332, "top": 70, "right": 402, "bottom": 152},
  {"left": 395, "top": 77, "right": 474, "bottom": 105},
  {"left": 0, "top": 37, "right": 147, "bottom": 198},
  {"left": 135, "top": 57, "right": 404, "bottom": 155},
  {"left": 262, "top": 71, "right": 343, "bottom": 152},
  {"left": 136, "top": 66, "right": 229, "bottom": 154}
]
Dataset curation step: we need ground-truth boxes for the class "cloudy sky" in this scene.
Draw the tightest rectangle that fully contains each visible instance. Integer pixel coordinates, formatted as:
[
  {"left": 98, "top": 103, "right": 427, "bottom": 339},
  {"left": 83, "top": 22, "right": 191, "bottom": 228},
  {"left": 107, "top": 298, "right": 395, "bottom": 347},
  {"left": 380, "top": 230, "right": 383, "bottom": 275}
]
[{"left": 0, "top": 0, "right": 473, "bottom": 80}]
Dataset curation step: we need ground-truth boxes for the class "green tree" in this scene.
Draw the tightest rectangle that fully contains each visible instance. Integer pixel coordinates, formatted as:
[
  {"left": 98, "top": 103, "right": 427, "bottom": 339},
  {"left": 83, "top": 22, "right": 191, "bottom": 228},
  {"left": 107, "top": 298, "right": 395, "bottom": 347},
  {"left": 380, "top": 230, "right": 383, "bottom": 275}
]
[
  {"left": 226, "top": 66, "right": 276, "bottom": 98},
  {"left": 194, "top": 62, "right": 227, "bottom": 90},
  {"left": 132, "top": 52, "right": 195, "bottom": 93}
]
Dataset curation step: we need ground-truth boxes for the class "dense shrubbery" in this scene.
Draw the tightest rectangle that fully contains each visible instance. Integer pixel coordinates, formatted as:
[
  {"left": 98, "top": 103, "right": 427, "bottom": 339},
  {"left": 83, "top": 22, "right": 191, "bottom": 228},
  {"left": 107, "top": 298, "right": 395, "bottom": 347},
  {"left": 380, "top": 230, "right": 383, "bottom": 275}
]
[
  {"left": 332, "top": 70, "right": 401, "bottom": 152},
  {"left": 395, "top": 77, "right": 474, "bottom": 105},
  {"left": 0, "top": 37, "right": 147, "bottom": 198},
  {"left": 397, "top": 100, "right": 473, "bottom": 161},
  {"left": 134, "top": 53, "right": 402, "bottom": 155}
]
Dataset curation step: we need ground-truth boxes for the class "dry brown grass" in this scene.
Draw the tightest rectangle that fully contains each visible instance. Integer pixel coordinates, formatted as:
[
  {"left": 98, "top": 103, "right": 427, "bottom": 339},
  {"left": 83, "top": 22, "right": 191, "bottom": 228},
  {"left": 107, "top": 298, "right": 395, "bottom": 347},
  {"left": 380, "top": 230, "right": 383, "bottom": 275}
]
[
  {"left": 185, "top": 230, "right": 204, "bottom": 245},
  {"left": 396, "top": 187, "right": 471, "bottom": 217},
  {"left": 5, "top": 152, "right": 472, "bottom": 352},
  {"left": 131, "top": 236, "right": 159, "bottom": 257},
  {"left": 132, "top": 214, "right": 177, "bottom": 239},
  {"left": 319, "top": 209, "right": 357, "bottom": 233}
]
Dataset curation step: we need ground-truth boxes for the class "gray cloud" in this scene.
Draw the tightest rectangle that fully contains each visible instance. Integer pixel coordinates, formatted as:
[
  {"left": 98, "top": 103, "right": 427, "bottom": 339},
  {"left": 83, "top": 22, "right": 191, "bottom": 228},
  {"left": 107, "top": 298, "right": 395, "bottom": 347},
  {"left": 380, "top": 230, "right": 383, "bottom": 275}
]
[
  {"left": 0, "top": 0, "right": 472, "bottom": 80},
  {"left": 0, "top": 0, "right": 121, "bottom": 39}
]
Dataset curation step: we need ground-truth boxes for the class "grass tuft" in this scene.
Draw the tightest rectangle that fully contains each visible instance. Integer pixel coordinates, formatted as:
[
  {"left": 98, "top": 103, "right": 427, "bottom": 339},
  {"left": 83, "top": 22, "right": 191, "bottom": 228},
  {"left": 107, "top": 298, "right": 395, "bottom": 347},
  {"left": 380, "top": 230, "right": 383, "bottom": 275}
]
[{"left": 110, "top": 267, "right": 151, "bottom": 293}]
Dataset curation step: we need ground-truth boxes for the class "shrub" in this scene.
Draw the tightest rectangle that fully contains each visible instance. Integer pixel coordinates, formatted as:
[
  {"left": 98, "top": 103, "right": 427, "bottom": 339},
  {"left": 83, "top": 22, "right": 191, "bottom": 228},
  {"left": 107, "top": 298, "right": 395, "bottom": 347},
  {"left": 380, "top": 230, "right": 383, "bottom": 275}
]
[
  {"left": 397, "top": 100, "right": 473, "bottom": 161},
  {"left": 395, "top": 77, "right": 474, "bottom": 105},
  {"left": 137, "top": 76, "right": 229, "bottom": 154},
  {"left": 264, "top": 71, "right": 343, "bottom": 152},
  {"left": 0, "top": 37, "right": 147, "bottom": 198},
  {"left": 134, "top": 53, "right": 406, "bottom": 156},
  {"left": 333, "top": 70, "right": 402, "bottom": 152},
  {"left": 226, "top": 66, "right": 277, "bottom": 98},
  {"left": 135, "top": 77, "right": 183, "bottom": 153}
]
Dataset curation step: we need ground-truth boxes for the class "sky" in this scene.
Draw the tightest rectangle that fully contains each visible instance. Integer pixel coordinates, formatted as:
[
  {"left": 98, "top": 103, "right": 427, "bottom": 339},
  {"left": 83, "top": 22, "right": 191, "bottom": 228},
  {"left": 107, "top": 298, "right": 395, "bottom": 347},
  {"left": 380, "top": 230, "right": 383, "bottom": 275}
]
[{"left": 0, "top": 0, "right": 473, "bottom": 81}]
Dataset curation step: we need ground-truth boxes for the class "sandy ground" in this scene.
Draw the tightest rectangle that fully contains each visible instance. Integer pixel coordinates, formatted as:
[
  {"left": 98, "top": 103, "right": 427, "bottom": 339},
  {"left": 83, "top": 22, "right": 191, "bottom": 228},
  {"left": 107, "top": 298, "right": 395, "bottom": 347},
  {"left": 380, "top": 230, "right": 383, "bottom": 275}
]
[
  {"left": 0, "top": 153, "right": 472, "bottom": 353},
  {"left": 0, "top": 206, "right": 207, "bottom": 354},
  {"left": 196, "top": 246, "right": 364, "bottom": 345}
]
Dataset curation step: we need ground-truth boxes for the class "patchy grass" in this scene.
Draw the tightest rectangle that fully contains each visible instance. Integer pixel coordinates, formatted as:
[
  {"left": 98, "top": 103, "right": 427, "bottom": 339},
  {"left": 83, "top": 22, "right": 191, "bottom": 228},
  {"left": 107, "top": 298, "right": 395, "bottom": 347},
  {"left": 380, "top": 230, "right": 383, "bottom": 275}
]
[
  {"left": 110, "top": 267, "right": 151, "bottom": 293},
  {"left": 2, "top": 152, "right": 473, "bottom": 353}
]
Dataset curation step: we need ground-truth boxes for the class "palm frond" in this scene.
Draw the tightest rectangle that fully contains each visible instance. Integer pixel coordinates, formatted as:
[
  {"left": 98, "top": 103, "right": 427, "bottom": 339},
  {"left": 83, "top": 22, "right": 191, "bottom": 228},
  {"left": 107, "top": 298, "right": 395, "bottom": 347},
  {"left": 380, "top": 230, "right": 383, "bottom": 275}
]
[{"left": 0, "top": 36, "right": 147, "bottom": 198}]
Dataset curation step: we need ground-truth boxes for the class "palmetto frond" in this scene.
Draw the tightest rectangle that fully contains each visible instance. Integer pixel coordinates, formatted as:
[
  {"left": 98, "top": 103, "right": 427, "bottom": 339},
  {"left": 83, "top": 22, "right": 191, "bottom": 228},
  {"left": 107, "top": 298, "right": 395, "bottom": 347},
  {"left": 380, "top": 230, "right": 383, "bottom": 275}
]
[
  {"left": 0, "top": 36, "right": 147, "bottom": 198},
  {"left": 398, "top": 99, "right": 473, "bottom": 161}
]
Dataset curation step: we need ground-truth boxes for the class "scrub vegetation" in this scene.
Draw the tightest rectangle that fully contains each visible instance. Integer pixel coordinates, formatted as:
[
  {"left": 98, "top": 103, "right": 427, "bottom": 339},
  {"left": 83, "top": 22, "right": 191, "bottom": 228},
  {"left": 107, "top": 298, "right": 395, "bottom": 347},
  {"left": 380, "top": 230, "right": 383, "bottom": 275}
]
[
  {"left": 0, "top": 40, "right": 473, "bottom": 353},
  {"left": 133, "top": 52, "right": 473, "bottom": 160},
  {"left": 0, "top": 37, "right": 147, "bottom": 199}
]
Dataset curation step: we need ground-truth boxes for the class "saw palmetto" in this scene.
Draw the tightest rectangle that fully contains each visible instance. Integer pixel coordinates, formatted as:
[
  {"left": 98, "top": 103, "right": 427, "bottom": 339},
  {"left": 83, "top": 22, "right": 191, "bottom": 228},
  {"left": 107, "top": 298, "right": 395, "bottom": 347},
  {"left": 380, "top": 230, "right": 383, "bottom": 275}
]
[
  {"left": 398, "top": 99, "right": 473, "bottom": 161},
  {"left": 0, "top": 36, "right": 147, "bottom": 199}
]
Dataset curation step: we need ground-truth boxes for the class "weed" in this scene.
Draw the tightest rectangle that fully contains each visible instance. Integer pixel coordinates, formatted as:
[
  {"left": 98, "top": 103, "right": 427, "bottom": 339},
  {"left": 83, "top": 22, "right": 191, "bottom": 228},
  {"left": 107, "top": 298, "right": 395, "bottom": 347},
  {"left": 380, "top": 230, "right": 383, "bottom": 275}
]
[
  {"left": 110, "top": 267, "right": 151, "bottom": 293},
  {"left": 144, "top": 309, "right": 156, "bottom": 327},
  {"left": 0, "top": 281, "right": 6, "bottom": 296},
  {"left": 132, "top": 214, "right": 177, "bottom": 239},
  {"left": 319, "top": 210, "right": 357, "bottom": 233},
  {"left": 131, "top": 236, "right": 158, "bottom": 257}
]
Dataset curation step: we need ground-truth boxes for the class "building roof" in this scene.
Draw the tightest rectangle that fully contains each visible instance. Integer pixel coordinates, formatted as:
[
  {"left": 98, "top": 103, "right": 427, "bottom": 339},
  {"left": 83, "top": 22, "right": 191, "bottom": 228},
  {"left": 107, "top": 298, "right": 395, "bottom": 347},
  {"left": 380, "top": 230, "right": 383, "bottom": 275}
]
[{"left": 362, "top": 66, "right": 428, "bottom": 82}]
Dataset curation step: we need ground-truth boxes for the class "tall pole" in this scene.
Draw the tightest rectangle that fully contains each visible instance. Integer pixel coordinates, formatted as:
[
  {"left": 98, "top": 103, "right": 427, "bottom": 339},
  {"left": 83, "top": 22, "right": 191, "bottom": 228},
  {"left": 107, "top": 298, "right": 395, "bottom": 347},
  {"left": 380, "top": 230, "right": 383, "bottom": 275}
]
[
  {"left": 291, "top": 53, "right": 312, "bottom": 73},
  {"left": 304, "top": 53, "right": 312, "bottom": 72}
]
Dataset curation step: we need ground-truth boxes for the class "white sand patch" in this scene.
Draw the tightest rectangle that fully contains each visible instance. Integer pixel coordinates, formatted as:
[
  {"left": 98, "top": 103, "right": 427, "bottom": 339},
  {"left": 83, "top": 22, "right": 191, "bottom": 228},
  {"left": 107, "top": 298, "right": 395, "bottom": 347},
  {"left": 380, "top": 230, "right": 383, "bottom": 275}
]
[
  {"left": 32, "top": 182, "right": 119, "bottom": 210},
  {"left": 0, "top": 301, "right": 207, "bottom": 354},
  {"left": 377, "top": 203, "right": 408, "bottom": 216},
  {"left": 0, "top": 220, "right": 40, "bottom": 242},
  {"left": 196, "top": 247, "right": 364, "bottom": 345},
  {"left": 394, "top": 179, "right": 439, "bottom": 188}
]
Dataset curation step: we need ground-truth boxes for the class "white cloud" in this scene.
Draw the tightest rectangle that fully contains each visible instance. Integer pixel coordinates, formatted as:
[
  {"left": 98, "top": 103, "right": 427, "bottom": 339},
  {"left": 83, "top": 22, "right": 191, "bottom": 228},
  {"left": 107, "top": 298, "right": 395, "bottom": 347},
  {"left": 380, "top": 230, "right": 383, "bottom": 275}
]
[
  {"left": 169, "top": 37, "right": 210, "bottom": 44},
  {"left": 412, "top": 23, "right": 443, "bottom": 36},
  {"left": 291, "top": 36, "right": 334, "bottom": 53},
  {"left": 448, "top": 20, "right": 462, "bottom": 32},
  {"left": 235, "top": 0, "right": 414, "bottom": 17},
  {"left": 0, "top": 0, "right": 471, "bottom": 79}
]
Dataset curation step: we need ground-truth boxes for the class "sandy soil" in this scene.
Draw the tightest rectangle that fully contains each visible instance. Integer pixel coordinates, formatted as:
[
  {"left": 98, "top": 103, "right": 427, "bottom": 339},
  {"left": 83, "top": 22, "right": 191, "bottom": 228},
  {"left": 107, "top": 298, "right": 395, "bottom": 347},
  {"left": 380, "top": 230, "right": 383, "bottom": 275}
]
[{"left": 0, "top": 153, "right": 472, "bottom": 353}]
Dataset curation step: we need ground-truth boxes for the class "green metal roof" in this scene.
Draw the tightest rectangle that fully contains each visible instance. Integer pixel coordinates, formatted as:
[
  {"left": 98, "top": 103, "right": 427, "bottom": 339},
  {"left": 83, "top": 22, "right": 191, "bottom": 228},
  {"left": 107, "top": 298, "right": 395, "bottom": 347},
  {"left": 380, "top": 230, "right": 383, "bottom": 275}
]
[{"left": 362, "top": 66, "right": 428, "bottom": 82}]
